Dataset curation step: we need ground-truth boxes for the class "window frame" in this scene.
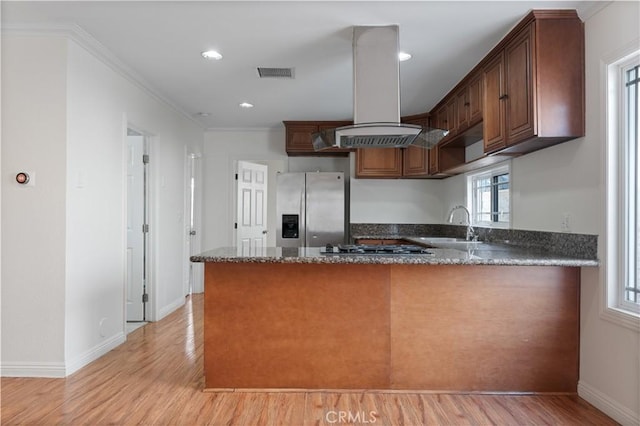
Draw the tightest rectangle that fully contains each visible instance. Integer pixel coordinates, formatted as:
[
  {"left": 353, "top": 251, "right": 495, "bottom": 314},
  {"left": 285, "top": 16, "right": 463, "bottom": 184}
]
[
  {"left": 466, "top": 162, "right": 512, "bottom": 229},
  {"left": 618, "top": 57, "right": 639, "bottom": 313},
  {"left": 603, "top": 45, "right": 640, "bottom": 329}
]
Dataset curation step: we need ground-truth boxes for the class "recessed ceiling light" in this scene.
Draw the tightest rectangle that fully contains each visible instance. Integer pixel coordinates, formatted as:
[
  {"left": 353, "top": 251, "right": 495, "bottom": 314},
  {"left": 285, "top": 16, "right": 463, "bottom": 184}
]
[
  {"left": 195, "top": 112, "right": 211, "bottom": 117},
  {"left": 399, "top": 52, "right": 412, "bottom": 62},
  {"left": 201, "top": 50, "right": 222, "bottom": 60},
  {"left": 239, "top": 102, "right": 254, "bottom": 108}
]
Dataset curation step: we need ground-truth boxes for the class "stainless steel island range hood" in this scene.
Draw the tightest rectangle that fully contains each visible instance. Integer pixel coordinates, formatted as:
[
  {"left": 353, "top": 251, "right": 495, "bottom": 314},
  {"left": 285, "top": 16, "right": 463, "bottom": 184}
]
[{"left": 312, "top": 25, "right": 448, "bottom": 150}]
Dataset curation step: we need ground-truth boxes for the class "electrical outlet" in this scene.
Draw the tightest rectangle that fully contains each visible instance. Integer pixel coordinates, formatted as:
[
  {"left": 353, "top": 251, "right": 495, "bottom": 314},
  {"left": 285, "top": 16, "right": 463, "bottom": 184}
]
[{"left": 561, "top": 213, "right": 571, "bottom": 232}]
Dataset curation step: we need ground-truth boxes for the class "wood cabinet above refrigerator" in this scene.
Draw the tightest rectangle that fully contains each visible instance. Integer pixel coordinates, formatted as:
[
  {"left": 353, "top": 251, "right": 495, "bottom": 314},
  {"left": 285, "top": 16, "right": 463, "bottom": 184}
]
[{"left": 283, "top": 121, "right": 353, "bottom": 156}]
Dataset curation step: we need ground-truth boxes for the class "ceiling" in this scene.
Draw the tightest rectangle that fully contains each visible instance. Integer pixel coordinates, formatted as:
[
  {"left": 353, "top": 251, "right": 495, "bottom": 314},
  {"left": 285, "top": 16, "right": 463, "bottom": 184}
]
[{"left": 2, "top": 1, "right": 598, "bottom": 130}]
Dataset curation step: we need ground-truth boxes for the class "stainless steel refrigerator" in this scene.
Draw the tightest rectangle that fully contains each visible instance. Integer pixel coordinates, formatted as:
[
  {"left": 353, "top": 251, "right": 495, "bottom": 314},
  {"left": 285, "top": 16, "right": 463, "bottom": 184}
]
[{"left": 276, "top": 172, "right": 345, "bottom": 248}]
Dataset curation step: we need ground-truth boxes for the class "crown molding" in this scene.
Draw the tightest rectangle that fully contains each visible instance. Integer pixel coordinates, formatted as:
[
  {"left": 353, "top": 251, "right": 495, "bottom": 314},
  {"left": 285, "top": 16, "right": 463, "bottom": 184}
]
[{"left": 2, "top": 23, "right": 205, "bottom": 130}]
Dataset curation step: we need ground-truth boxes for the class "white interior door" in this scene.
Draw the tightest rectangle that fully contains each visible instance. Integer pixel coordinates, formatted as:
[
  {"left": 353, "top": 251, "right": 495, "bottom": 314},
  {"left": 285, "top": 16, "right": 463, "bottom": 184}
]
[
  {"left": 126, "top": 134, "right": 145, "bottom": 321},
  {"left": 236, "top": 161, "right": 268, "bottom": 254},
  {"left": 186, "top": 153, "right": 203, "bottom": 295}
]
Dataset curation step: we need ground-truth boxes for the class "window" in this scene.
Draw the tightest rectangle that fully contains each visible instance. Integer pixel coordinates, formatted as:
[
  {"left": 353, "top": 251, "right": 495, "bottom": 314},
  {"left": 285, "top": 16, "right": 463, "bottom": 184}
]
[
  {"left": 466, "top": 164, "right": 511, "bottom": 228},
  {"left": 605, "top": 48, "right": 640, "bottom": 325},
  {"left": 621, "top": 59, "right": 639, "bottom": 310}
]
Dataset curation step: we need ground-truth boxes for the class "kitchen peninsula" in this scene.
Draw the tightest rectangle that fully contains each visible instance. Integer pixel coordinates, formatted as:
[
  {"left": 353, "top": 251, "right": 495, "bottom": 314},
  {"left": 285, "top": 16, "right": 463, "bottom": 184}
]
[{"left": 192, "top": 235, "right": 597, "bottom": 393}]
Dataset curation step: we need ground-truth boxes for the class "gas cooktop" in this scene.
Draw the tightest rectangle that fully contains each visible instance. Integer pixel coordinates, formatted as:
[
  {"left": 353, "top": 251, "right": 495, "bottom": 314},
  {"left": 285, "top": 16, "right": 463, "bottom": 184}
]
[{"left": 322, "top": 244, "right": 433, "bottom": 255}]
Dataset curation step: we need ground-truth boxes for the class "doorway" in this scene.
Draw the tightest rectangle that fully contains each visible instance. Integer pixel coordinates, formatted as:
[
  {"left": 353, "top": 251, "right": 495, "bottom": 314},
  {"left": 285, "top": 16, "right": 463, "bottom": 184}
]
[
  {"left": 185, "top": 152, "right": 203, "bottom": 295},
  {"left": 126, "top": 128, "right": 149, "bottom": 322},
  {"left": 236, "top": 161, "right": 268, "bottom": 254}
]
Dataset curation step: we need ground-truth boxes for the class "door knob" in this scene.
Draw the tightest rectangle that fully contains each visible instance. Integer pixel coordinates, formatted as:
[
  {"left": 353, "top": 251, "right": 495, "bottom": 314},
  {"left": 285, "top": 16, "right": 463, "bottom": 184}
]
[
  {"left": 262, "top": 230, "right": 268, "bottom": 234},
  {"left": 189, "top": 230, "right": 196, "bottom": 236}
]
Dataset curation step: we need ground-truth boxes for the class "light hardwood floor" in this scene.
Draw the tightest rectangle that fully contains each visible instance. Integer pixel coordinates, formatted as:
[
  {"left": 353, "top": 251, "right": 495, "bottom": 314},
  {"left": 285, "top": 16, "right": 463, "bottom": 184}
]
[{"left": 1, "top": 294, "right": 618, "bottom": 425}]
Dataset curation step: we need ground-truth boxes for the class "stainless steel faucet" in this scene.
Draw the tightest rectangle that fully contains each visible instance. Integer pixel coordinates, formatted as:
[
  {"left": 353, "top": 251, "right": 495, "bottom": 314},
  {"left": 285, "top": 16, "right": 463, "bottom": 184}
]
[{"left": 447, "top": 205, "right": 476, "bottom": 241}]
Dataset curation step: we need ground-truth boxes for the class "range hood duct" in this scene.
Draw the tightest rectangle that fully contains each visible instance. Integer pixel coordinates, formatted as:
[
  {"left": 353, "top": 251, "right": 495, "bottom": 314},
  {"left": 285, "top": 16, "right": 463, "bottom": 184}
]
[{"left": 312, "top": 25, "right": 448, "bottom": 150}]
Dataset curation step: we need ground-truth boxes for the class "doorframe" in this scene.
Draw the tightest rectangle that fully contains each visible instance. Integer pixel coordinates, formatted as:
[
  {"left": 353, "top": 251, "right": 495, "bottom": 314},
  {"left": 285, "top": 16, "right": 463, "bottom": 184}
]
[
  {"left": 183, "top": 149, "right": 203, "bottom": 295},
  {"left": 229, "top": 157, "right": 286, "bottom": 248},
  {"left": 124, "top": 121, "right": 157, "bottom": 325}
]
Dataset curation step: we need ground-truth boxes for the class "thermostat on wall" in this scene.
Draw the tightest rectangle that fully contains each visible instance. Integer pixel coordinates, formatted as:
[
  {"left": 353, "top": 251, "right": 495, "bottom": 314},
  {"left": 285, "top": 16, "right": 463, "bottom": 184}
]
[{"left": 15, "top": 171, "right": 35, "bottom": 186}]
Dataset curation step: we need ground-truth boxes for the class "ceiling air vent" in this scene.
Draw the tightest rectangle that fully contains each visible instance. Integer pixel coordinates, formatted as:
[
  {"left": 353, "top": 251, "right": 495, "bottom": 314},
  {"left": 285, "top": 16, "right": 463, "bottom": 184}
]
[{"left": 257, "top": 67, "right": 294, "bottom": 78}]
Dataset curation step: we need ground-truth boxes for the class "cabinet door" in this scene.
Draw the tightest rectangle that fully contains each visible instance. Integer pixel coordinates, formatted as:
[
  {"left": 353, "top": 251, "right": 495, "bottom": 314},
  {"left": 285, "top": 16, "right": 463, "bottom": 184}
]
[
  {"left": 468, "top": 73, "right": 483, "bottom": 124},
  {"left": 455, "top": 86, "right": 469, "bottom": 131},
  {"left": 284, "top": 121, "right": 352, "bottom": 155},
  {"left": 483, "top": 52, "right": 507, "bottom": 153},
  {"left": 286, "top": 123, "right": 318, "bottom": 154},
  {"left": 403, "top": 145, "right": 429, "bottom": 177},
  {"left": 445, "top": 98, "right": 457, "bottom": 135},
  {"left": 428, "top": 144, "right": 440, "bottom": 175},
  {"left": 401, "top": 114, "right": 429, "bottom": 177},
  {"left": 505, "top": 24, "right": 535, "bottom": 145},
  {"left": 435, "top": 105, "right": 448, "bottom": 131},
  {"left": 355, "top": 148, "right": 403, "bottom": 178}
]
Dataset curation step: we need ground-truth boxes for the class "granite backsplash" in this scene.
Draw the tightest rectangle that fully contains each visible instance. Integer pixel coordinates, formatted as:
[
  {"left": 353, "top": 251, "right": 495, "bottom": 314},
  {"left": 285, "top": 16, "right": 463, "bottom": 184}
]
[{"left": 350, "top": 223, "right": 598, "bottom": 260}]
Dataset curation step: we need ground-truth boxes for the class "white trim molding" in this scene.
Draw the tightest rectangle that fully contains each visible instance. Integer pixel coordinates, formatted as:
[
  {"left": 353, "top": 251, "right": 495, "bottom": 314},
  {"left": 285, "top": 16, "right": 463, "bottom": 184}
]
[
  {"left": 1, "top": 362, "right": 66, "bottom": 378},
  {"left": 1, "top": 332, "right": 125, "bottom": 378},
  {"left": 579, "top": 380, "right": 640, "bottom": 426},
  {"left": 157, "top": 297, "right": 186, "bottom": 321},
  {"left": 65, "top": 332, "right": 126, "bottom": 377}
]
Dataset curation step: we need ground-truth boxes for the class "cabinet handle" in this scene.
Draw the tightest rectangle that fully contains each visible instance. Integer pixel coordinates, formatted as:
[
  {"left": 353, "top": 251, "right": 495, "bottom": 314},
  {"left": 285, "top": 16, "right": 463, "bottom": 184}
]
[
  {"left": 499, "top": 94, "right": 509, "bottom": 100},
  {"left": 464, "top": 102, "right": 470, "bottom": 106}
]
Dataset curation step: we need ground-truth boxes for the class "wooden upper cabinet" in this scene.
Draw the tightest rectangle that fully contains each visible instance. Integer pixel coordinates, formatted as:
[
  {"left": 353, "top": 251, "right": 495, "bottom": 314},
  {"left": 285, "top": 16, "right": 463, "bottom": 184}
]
[
  {"left": 403, "top": 145, "right": 429, "bottom": 177},
  {"left": 468, "top": 73, "right": 483, "bottom": 124},
  {"left": 483, "top": 25, "right": 535, "bottom": 153},
  {"left": 356, "top": 148, "right": 403, "bottom": 178},
  {"left": 445, "top": 98, "right": 457, "bottom": 135},
  {"left": 451, "top": 71, "right": 483, "bottom": 137},
  {"left": 435, "top": 105, "right": 448, "bottom": 131},
  {"left": 284, "top": 121, "right": 352, "bottom": 156},
  {"left": 455, "top": 86, "right": 469, "bottom": 131},
  {"left": 402, "top": 113, "right": 430, "bottom": 178},
  {"left": 285, "top": 123, "right": 319, "bottom": 153},
  {"left": 428, "top": 143, "right": 440, "bottom": 175},
  {"left": 356, "top": 113, "right": 433, "bottom": 179},
  {"left": 483, "top": 52, "right": 507, "bottom": 153},
  {"left": 482, "top": 11, "right": 584, "bottom": 155},
  {"left": 504, "top": 24, "right": 535, "bottom": 144}
]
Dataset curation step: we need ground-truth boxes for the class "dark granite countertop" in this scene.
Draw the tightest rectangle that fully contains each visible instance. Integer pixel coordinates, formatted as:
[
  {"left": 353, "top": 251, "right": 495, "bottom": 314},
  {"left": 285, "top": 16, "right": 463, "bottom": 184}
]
[
  {"left": 192, "top": 224, "right": 599, "bottom": 267},
  {"left": 191, "top": 242, "right": 599, "bottom": 267}
]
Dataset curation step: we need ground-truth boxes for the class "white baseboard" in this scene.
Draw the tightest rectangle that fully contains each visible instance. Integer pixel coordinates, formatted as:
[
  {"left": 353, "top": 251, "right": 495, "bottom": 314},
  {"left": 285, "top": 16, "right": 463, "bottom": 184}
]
[
  {"left": 578, "top": 380, "right": 639, "bottom": 426},
  {"left": 157, "top": 296, "right": 185, "bottom": 321},
  {"left": 1, "top": 361, "right": 66, "bottom": 378},
  {"left": 65, "top": 332, "right": 126, "bottom": 376},
  {"left": 2, "top": 332, "right": 127, "bottom": 378}
]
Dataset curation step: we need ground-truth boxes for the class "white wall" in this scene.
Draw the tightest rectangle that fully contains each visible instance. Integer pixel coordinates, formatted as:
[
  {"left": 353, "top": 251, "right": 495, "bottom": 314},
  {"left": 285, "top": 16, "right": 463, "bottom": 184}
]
[
  {"left": 202, "top": 129, "right": 288, "bottom": 250},
  {"left": 1, "top": 36, "right": 69, "bottom": 374},
  {"left": 350, "top": 176, "right": 444, "bottom": 224},
  {"left": 578, "top": 3, "right": 639, "bottom": 424},
  {"left": 64, "top": 38, "right": 203, "bottom": 371},
  {"left": 1, "top": 32, "right": 204, "bottom": 377}
]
